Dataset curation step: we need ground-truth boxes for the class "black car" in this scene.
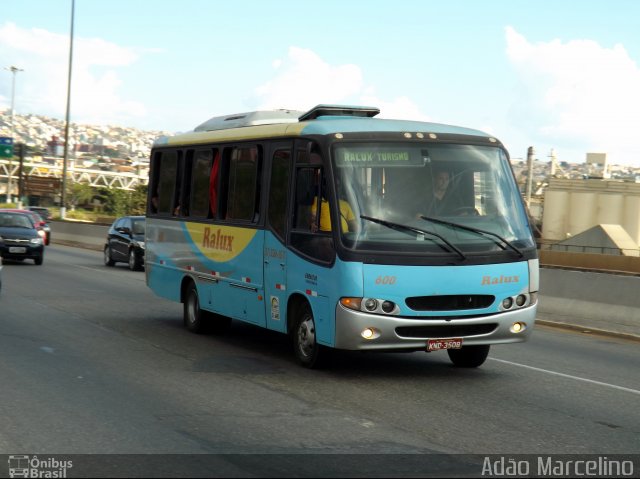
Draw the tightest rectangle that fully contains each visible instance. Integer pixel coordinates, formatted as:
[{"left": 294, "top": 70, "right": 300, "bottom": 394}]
[
  {"left": 27, "top": 206, "right": 52, "bottom": 222},
  {"left": 0, "top": 211, "right": 45, "bottom": 265},
  {"left": 104, "top": 216, "right": 146, "bottom": 271}
]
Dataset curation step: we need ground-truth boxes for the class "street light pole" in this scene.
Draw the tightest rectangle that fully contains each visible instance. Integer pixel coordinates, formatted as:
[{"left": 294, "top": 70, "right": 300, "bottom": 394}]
[
  {"left": 5, "top": 65, "right": 23, "bottom": 204},
  {"left": 526, "top": 146, "right": 535, "bottom": 207},
  {"left": 60, "top": 0, "right": 75, "bottom": 219}
]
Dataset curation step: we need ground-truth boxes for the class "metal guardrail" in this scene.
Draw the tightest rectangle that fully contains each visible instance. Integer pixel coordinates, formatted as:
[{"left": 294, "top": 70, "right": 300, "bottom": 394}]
[{"left": 539, "top": 242, "right": 640, "bottom": 256}]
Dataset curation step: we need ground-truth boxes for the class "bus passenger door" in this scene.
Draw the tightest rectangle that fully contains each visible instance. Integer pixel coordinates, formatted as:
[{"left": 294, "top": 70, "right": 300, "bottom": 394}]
[{"left": 263, "top": 144, "right": 292, "bottom": 333}]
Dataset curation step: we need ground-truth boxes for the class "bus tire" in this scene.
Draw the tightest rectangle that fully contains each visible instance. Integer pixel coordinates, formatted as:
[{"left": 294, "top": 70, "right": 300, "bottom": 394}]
[
  {"left": 292, "top": 302, "right": 324, "bottom": 368},
  {"left": 447, "top": 344, "right": 490, "bottom": 368},
  {"left": 184, "top": 283, "right": 208, "bottom": 334}
]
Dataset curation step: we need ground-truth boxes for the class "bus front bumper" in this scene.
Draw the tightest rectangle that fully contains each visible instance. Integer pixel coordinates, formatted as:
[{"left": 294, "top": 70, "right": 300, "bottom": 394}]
[{"left": 333, "top": 304, "right": 536, "bottom": 351}]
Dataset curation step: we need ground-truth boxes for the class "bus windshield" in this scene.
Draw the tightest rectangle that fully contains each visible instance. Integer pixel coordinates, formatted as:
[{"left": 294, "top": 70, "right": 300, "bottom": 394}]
[{"left": 332, "top": 142, "right": 535, "bottom": 255}]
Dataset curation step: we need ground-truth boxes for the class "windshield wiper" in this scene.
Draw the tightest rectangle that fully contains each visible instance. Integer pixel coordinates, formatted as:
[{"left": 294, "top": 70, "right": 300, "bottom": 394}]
[
  {"left": 360, "top": 215, "right": 466, "bottom": 260},
  {"left": 420, "top": 215, "right": 523, "bottom": 257}
]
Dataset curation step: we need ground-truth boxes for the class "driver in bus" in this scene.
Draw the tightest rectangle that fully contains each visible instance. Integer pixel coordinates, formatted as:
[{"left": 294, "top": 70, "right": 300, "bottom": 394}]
[{"left": 425, "top": 168, "right": 463, "bottom": 216}]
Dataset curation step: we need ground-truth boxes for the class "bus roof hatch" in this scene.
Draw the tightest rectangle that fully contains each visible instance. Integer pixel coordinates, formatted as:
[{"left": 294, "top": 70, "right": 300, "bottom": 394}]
[
  {"left": 298, "top": 104, "right": 380, "bottom": 121},
  {"left": 194, "top": 109, "right": 303, "bottom": 132}
]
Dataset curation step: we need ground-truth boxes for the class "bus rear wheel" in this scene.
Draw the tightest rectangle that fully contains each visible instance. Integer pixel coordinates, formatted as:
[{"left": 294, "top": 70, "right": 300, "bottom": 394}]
[
  {"left": 447, "top": 344, "right": 490, "bottom": 368},
  {"left": 184, "top": 283, "right": 207, "bottom": 334},
  {"left": 292, "top": 303, "right": 325, "bottom": 368},
  {"left": 183, "top": 282, "right": 231, "bottom": 335}
]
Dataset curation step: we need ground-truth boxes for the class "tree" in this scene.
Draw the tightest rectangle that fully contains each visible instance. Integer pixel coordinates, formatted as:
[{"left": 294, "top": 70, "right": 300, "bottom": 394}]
[
  {"left": 99, "top": 183, "right": 148, "bottom": 216},
  {"left": 101, "top": 188, "right": 129, "bottom": 217},
  {"left": 129, "top": 184, "right": 148, "bottom": 215},
  {"left": 65, "top": 181, "right": 94, "bottom": 211}
]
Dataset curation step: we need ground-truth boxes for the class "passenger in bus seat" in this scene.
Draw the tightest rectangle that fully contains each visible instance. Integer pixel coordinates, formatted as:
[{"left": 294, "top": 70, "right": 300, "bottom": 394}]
[
  {"left": 209, "top": 151, "right": 220, "bottom": 218},
  {"left": 310, "top": 191, "right": 356, "bottom": 232},
  {"left": 311, "top": 178, "right": 356, "bottom": 233}
]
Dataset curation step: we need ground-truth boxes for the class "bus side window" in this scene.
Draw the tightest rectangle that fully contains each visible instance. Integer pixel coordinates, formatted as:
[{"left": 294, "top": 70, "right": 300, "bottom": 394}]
[
  {"left": 293, "top": 168, "right": 317, "bottom": 230},
  {"left": 267, "top": 149, "right": 291, "bottom": 240},
  {"left": 209, "top": 150, "right": 220, "bottom": 218},
  {"left": 172, "top": 150, "right": 184, "bottom": 216},
  {"left": 156, "top": 150, "right": 178, "bottom": 215},
  {"left": 224, "top": 146, "right": 261, "bottom": 222},
  {"left": 290, "top": 166, "right": 335, "bottom": 263},
  {"left": 189, "top": 149, "right": 213, "bottom": 218},
  {"left": 179, "top": 149, "right": 194, "bottom": 217},
  {"left": 149, "top": 151, "right": 162, "bottom": 214}
]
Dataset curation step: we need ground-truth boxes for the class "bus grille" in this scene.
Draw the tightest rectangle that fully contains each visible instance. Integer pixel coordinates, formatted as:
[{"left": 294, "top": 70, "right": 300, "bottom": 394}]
[
  {"left": 405, "top": 295, "right": 495, "bottom": 311},
  {"left": 395, "top": 324, "right": 498, "bottom": 338}
]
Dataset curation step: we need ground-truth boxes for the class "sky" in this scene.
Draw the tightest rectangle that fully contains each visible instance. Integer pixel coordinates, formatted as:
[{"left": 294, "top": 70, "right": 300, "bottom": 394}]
[{"left": 1, "top": 0, "right": 640, "bottom": 166}]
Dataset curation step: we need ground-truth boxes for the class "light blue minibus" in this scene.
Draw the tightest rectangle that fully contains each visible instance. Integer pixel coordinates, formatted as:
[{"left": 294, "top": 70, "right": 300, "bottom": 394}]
[{"left": 145, "top": 105, "right": 538, "bottom": 368}]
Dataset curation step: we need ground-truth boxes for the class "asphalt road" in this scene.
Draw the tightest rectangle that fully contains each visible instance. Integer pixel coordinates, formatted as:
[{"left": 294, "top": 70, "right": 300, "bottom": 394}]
[{"left": 0, "top": 245, "right": 639, "bottom": 477}]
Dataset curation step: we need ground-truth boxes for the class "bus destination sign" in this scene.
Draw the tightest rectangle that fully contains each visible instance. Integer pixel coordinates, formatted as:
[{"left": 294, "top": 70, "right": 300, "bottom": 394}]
[{"left": 335, "top": 146, "right": 426, "bottom": 167}]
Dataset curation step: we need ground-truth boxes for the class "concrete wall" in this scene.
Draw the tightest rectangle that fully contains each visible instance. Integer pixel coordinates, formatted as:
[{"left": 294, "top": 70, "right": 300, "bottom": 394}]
[
  {"left": 538, "top": 268, "right": 640, "bottom": 338},
  {"left": 50, "top": 220, "right": 109, "bottom": 250},
  {"left": 539, "top": 250, "right": 640, "bottom": 274},
  {"left": 49, "top": 220, "right": 640, "bottom": 339}
]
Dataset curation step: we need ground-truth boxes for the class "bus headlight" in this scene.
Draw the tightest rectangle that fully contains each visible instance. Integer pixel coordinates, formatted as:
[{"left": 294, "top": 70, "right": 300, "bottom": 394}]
[
  {"left": 381, "top": 301, "right": 395, "bottom": 313},
  {"left": 364, "top": 298, "right": 378, "bottom": 311},
  {"left": 500, "top": 293, "right": 532, "bottom": 311},
  {"left": 340, "top": 297, "right": 399, "bottom": 315},
  {"left": 502, "top": 297, "right": 514, "bottom": 310}
]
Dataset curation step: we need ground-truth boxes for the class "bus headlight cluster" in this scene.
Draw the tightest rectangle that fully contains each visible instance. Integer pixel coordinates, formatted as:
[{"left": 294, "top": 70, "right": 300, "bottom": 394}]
[
  {"left": 500, "top": 293, "right": 532, "bottom": 311},
  {"left": 340, "top": 297, "right": 399, "bottom": 315}
]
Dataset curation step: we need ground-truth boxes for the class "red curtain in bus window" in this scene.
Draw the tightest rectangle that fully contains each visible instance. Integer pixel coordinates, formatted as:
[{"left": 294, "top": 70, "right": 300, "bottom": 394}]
[{"left": 209, "top": 151, "right": 220, "bottom": 217}]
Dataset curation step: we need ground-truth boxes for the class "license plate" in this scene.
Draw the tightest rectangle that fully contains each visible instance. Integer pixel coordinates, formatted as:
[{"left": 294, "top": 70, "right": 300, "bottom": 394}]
[
  {"left": 9, "top": 247, "right": 26, "bottom": 254},
  {"left": 427, "top": 338, "right": 463, "bottom": 351}
]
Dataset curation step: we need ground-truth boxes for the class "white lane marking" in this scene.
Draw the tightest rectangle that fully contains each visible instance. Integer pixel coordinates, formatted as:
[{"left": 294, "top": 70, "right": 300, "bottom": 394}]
[{"left": 490, "top": 357, "right": 640, "bottom": 396}]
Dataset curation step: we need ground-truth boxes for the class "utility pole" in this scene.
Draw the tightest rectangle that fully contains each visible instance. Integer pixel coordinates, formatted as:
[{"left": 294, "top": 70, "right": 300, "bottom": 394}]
[
  {"left": 61, "top": 0, "right": 75, "bottom": 219},
  {"left": 5, "top": 65, "right": 23, "bottom": 204},
  {"left": 526, "top": 146, "right": 535, "bottom": 207}
]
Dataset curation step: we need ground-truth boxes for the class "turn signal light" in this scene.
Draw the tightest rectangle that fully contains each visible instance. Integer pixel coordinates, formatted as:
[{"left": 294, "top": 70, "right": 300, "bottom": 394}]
[{"left": 340, "top": 297, "right": 362, "bottom": 311}]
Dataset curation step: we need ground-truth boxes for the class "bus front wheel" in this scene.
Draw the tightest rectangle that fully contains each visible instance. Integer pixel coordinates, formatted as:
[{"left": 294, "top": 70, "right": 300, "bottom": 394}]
[
  {"left": 292, "top": 303, "right": 324, "bottom": 368},
  {"left": 447, "top": 344, "right": 490, "bottom": 368}
]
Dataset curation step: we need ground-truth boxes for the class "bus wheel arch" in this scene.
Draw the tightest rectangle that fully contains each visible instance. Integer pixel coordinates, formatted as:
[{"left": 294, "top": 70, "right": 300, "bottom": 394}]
[{"left": 181, "top": 276, "right": 231, "bottom": 335}]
